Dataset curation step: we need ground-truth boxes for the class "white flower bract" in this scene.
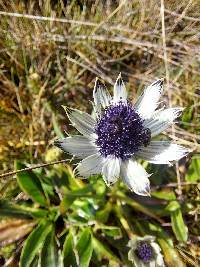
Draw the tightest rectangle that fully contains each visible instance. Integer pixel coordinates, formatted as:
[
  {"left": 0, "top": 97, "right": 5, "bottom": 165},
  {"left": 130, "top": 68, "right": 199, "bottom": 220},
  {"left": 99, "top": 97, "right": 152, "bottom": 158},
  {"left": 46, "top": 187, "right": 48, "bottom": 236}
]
[{"left": 55, "top": 74, "right": 189, "bottom": 196}]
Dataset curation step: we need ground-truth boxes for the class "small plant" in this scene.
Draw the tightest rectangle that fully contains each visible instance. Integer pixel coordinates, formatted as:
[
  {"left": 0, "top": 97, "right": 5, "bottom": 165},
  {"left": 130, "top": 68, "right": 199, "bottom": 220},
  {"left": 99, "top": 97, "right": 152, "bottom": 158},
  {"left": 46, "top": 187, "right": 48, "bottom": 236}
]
[{"left": 0, "top": 160, "right": 195, "bottom": 266}]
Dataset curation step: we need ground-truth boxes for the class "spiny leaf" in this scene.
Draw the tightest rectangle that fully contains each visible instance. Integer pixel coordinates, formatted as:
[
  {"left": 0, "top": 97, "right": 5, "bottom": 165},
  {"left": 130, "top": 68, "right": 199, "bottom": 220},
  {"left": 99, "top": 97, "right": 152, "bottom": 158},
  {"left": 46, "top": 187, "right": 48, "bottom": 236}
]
[
  {"left": 40, "top": 226, "right": 63, "bottom": 267},
  {"left": 166, "top": 200, "right": 188, "bottom": 242},
  {"left": 185, "top": 158, "right": 200, "bottom": 182},
  {"left": 20, "top": 220, "right": 52, "bottom": 267},
  {"left": 15, "top": 161, "right": 48, "bottom": 207},
  {"left": 0, "top": 200, "right": 48, "bottom": 219},
  {"left": 92, "top": 236, "right": 120, "bottom": 263},
  {"left": 171, "top": 205, "right": 188, "bottom": 243},
  {"left": 62, "top": 229, "right": 78, "bottom": 267},
  {"left": 76, "top": 228, "right": 93, "bottom": 267}
]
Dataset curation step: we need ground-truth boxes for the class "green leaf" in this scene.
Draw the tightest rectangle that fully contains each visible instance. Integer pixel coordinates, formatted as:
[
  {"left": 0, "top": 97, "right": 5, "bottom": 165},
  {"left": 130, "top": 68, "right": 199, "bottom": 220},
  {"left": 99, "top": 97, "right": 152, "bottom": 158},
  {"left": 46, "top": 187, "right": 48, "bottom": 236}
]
[
  {"left": 20, "top": 220, "right": 52, "bottom": 267},
  {"left": 0, "top": 200, "right": 48, "bottom": 219},
  {"left": 60, "top": 194, "right": 77, "bottom": 214},
  {"left": 92, "top": 179, "right": 107, "bottom": 196},
  {"left": 92, "top": 236, "right": 120, "bottom": 263},
  {"left": 76, "top": 228, "right": 93, "bottom": 267},
  {"left": 60, "top": 185, "right": 94, "bottom": 214},
  {"left": 62, "top": 230, "right": 78, "bottom": 267},
  {"left": 101, "top": 226, "right": 122, "bottom": 239},
  {"left": 15, "top": 161, "right": 48, "bottom": 207},
  {"left": 72, "top": 199, "right": 96, "bottom": 221},
  {"left": 159, "top": 239, "right": 186, "bottom": 267},
  {"left": 61, "top": 165, "right": 83, "bottom": 191},
  {"left": 152, "top": 190, "right": 176, "bottom": 200},
  {"left": 51, "top": 165, "right": 83, "bottom": 193},
  {"left": 96, "top": 202, "right": 112, "bottom": 223},
  {"left": 115, "top": 191, "right": 163, "bottom": 223},
  {"left": 185, "top": 158, "right": 200, "bottom": 182},
  {"left": 181, "top": 106, "right": 193, "bottom": 125},
  {"left": 30, "top": 256, "right": 40, "bottom": 267},
  {"left": 170, "top": 202, "right": 188, "bottom": 243},
  {"left": 166, "top": 200, "right": 180, "bottom": 212},
  {"left": 40, "top": 226, "right": 63, "bottom": 267}
]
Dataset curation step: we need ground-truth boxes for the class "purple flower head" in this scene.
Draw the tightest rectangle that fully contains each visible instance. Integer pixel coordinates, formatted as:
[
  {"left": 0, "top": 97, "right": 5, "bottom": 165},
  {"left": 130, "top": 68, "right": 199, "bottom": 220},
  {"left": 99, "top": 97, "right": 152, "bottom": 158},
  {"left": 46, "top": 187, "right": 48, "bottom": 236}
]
[
  {"left": 95, "top": 102, "right": 151, "bottom": 160},
  {"left": 128, "top": 236, "right": 165, "bottom": 266}
]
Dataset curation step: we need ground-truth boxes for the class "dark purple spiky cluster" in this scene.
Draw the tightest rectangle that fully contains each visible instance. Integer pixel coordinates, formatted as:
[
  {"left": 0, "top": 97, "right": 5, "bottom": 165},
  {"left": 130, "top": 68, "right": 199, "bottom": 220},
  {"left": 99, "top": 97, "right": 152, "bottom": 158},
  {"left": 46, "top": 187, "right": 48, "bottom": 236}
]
[
  {"left": 95, "top": 102, "right": 151, "bottom": 160},
  {"left": 135, "top": 241, "right": 154, "bottom": 263}
]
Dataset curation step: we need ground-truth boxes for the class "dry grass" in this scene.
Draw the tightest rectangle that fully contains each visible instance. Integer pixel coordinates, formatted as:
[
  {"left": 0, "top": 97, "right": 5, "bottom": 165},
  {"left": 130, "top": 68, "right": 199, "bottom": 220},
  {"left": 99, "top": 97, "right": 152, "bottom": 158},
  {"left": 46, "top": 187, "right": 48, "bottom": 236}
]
[
  {"left": 0, "top": 0, "right": 200, "bottom": 168},
  {"left": 0, "top": 1, "right": 200, "bottom": 265}
]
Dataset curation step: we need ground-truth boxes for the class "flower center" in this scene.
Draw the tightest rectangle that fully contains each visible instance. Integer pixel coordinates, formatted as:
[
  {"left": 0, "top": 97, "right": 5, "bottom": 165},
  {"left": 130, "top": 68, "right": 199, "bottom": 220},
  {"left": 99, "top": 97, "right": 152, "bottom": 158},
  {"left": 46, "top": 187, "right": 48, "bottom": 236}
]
[
  {"left": 135, "top": 241, "right": 154, "bottom": 263},
  {"left": 95, "top": 102, "right": 151, "bottom": 160}
]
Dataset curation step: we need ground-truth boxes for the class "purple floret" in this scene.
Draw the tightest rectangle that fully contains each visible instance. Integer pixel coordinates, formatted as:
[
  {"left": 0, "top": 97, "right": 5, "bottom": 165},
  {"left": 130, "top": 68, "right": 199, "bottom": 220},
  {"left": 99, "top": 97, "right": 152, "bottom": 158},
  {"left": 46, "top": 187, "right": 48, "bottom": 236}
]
[
  {"left": 135, "top": 241, "right": 154, "bottom": 263},
  {"left": 95, "top": 102, "right": 151, "bottom": 160}
]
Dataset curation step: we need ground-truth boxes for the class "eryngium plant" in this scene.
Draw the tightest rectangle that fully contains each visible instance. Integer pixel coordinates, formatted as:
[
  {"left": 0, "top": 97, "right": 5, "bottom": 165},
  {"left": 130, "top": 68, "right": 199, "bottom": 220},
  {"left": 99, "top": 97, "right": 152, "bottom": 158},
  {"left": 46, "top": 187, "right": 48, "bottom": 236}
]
[{"left": 55, "top": 74, "right": 189, "bottom": 195}]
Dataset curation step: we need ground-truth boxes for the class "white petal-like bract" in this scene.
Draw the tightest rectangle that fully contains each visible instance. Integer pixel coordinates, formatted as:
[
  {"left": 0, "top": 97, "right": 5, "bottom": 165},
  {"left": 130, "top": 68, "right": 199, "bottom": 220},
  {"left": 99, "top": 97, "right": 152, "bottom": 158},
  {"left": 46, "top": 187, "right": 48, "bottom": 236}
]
[
  {"left": 93, "top": 78, "right": 111, "bottom": 115},
  {"left": 136, "top": 141, "right": 189, "bottom": 164},
  {"left": 54, "top": 136, "right": 98, "bottom": 159},
  {"left": 64, "top": 107, "right": 97, "bottom": 138},
  {"left": 76, "top": 153, "right": 104, "bottom": 177},
  {"left": 144, "top": 108, "right": 183, "bottom": 137},
  {"left": 121, "top": 159, "right": 151, "bottom": 196},
  {"left": 151, "top": 243, "right": 165, "bottom": 267},
  {"left": 135, "top": 79, "right": 163, "bottom": 119},
  {"left": 113, "top": 73, "right": 127, "bottom": 102},
  {"left": 102, "top": 157, "right": 121, "bottom": 185}
]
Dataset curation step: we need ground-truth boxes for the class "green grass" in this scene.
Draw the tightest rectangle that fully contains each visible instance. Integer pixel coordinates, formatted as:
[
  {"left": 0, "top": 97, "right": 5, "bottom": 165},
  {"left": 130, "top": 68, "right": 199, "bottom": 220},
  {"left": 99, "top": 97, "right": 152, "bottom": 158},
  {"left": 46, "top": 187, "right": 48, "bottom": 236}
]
[{"left": 0, "top": 0, "right": 200, "bottom": 266}]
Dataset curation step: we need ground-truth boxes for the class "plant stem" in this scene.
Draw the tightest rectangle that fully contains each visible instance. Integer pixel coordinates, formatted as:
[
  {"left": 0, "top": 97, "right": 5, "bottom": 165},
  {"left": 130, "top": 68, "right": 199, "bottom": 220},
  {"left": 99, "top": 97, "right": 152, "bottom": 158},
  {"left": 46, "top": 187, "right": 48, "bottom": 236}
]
[{"left": 0, "top": 159, "right": 69, "bottom": 178}]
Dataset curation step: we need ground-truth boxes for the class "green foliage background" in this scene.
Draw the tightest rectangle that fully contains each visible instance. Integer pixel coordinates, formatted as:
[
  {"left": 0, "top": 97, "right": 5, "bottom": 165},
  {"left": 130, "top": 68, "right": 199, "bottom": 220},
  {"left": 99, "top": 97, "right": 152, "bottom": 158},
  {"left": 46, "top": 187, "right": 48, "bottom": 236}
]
[{"left": 0, "top": 0, "right": 199, "bottom": 266}]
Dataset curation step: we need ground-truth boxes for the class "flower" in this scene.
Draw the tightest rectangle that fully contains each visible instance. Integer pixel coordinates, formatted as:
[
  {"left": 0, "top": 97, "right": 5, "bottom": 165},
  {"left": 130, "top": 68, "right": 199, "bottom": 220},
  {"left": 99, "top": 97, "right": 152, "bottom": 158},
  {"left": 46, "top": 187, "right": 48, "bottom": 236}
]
[
  {"left": 128, "top": 235, "right": 165, "bottom": 267},
  {"left": 55, "top": 74, "right": 189, "bottom": 196}
]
